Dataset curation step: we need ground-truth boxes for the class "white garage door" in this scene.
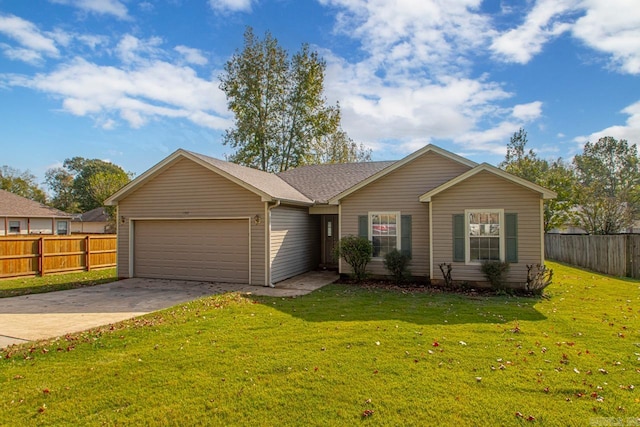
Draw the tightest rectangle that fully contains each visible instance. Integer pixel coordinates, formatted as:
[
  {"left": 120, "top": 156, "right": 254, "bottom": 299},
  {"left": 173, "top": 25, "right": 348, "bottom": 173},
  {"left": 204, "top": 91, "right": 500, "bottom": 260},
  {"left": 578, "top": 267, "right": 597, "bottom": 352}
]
[{"left": 133, "top": 219, "right": 249, "bottom": 283}]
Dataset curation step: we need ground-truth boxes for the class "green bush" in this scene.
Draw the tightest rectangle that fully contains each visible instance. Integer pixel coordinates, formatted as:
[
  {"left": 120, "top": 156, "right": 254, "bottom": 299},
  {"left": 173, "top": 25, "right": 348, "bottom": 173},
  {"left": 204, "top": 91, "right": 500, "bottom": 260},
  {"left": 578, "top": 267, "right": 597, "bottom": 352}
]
[
  {"left": 335, "top": 236, "right": 373, "bottom": 282},
  {"left": 481, "top": 260, "right": 510, "bottom": 291},
  {"left": 384, "top": 249, "right": 411, "bottom": 285}
]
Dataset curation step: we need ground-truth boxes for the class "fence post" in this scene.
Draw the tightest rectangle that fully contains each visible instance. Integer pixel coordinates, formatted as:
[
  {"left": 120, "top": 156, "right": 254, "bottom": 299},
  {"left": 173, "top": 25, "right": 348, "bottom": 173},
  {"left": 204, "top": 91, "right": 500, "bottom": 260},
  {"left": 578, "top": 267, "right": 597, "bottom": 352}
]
[
  {"left": 626, "top": 235, "right": 631, "bottom": 278},
  {"left": 38, "top": 237, "right": 45, "bottom": 276},
  {"left": 86, "top": 235, "right": 91, "bottom": 271}
]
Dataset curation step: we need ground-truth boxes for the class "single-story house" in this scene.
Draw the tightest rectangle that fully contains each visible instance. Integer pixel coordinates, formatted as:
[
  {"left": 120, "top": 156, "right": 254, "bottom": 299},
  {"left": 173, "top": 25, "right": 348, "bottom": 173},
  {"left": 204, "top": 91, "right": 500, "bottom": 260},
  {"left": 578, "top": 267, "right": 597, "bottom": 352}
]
[
  {"left": 71, "top": 207, "right": 113, "bottom": 234},
  {"left": 0, "top": 189, "right": 72, "bottom": 236},
  {"left": 105, "top": 144, "right": 555, "bottom": 287}
]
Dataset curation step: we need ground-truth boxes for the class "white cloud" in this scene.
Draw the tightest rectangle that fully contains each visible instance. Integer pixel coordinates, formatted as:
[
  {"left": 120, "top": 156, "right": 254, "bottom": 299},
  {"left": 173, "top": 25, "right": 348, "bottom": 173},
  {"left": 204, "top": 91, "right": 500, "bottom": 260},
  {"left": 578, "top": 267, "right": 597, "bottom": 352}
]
[
  {"left": 50, "top": 0, "right": 129, "bottom": 20},
  {"left": 572, "top": 0, "right": 640, "bottom": 74},
  {"left": 512, "top": 101, "right": 543, "bottom": 121},
  {"left": 490, "top": 0, "right": 576, "bottom": 64},
  {"left": 0, "top": 14, "right": 59, "bottom": 59},
  {"left": 115, "top": 34, "right": 163, "bottom": 64},
  {"left": 0, "top": 44, "right": 45, "bottom": 65},
  {"left": 318, "top": 1, "right": 537, "bottom": 157},
  {"left": 574, "top": 100, "right": 640, "bottom": 144},
  {"left": 322, "top": 0, "right": 491, "bottom": 73},
  {"left": 209, "top": 0, "right": 254, "bottom": 13},
  {"left": 5, "top": 56, "right": 230, "bottom": 130},
  {"left": 175, "top": 45, "right": 208, "bottom": 66}
]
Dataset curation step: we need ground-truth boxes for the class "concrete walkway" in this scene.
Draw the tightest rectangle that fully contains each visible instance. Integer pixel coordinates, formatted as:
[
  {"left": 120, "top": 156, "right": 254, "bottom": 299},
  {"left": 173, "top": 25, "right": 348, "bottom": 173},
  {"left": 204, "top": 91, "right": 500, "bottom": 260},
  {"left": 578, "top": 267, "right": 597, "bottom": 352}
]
[{"left": 0, "top": 270, "right": 338, "bottom": 349}]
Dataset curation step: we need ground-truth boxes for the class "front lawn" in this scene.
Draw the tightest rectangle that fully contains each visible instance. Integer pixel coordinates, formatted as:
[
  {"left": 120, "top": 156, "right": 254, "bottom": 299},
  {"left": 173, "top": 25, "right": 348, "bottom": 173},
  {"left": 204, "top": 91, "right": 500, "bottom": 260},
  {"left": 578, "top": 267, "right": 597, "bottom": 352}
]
[
  {"left": 1, "top": 262, "right": 638, "bottom": 425},
  {"left": 0, "top": 268, "right": 116, "bottom": 298}
]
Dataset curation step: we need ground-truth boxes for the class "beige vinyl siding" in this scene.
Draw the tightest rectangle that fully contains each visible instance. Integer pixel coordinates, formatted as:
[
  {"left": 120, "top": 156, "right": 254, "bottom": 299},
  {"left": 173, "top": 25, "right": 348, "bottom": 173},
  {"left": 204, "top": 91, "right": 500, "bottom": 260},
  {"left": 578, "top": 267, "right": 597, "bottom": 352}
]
[
  {"left": 340, "top": 151, "right": 472, "bottom": 277},
  {"left": 431, "top": 170, "right": 543, "bottom": 284},
  {"left": 270, "top": 205, "right": 319, "bottom": 283},
  {"left": 116, "top": 157, "right": 266, "bottom": 285}
]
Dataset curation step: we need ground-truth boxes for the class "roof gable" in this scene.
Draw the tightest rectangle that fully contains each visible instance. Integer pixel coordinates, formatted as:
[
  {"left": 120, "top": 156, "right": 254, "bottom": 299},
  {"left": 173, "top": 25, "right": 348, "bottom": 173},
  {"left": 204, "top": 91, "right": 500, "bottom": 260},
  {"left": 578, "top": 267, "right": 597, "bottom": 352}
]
[
  {"left": 327, "top": 144, "right": 477, "bottom": 204},
  {"left": 105, "top": 149, "right": 313, "bottom": 206},
  {"left": 419, "top": 163, "right": 557, "bottom": 202},
  {"left": 0, "top": 189, "right": 72, "bottom": 218}
]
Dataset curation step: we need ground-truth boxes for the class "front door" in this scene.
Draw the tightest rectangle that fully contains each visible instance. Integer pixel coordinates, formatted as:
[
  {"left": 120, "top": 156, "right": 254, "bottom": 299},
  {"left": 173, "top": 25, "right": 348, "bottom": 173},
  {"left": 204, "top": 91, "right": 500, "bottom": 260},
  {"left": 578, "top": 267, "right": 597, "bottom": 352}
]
[{"left": 321, "top": 215, "right": 339, "bottom": 269}]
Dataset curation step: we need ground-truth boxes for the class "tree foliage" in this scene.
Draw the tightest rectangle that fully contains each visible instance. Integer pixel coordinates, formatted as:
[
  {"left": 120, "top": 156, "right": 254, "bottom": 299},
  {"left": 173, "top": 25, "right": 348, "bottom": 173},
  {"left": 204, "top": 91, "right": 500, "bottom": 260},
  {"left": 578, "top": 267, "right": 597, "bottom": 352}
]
[
  {"left": 0, "top": 166, "right": 47, "bottom": 203},
  {"left": 46, "top": 158, "right": 132, "bottom": 214},
  {"left": 573, "top": 137, "right": 640, "bottom": 234},
  {"left": 220, "top": 27, "right": 363, "bottom": 172},
  {"left": 499, "top": 128, "right": 576, "bottom": 232}
]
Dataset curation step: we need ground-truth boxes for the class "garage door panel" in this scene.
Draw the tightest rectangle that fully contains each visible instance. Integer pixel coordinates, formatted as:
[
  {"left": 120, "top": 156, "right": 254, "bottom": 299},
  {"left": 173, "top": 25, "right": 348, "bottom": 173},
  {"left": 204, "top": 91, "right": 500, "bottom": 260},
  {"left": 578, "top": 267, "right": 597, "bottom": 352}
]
[{"left": 134, "top": 219, "right": 249, "bottom": 283}]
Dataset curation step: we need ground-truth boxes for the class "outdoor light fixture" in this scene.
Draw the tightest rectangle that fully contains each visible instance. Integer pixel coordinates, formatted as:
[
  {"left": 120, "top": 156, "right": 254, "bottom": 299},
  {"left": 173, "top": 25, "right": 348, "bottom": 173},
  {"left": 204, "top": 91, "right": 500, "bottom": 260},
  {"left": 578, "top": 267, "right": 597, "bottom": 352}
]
[
  {"left": 120, "top": 215, "right": 126, "bottom": 224},
  {"left": 253, "top": 214, "right": 262, "bottom": 225}
]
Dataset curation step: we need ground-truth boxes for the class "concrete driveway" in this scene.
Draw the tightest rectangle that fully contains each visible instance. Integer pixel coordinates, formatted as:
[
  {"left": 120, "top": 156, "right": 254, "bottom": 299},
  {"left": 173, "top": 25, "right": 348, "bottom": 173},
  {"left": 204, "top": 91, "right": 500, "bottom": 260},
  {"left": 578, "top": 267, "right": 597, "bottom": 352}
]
[{"left": 0, "top": 271, "right": 337, "bottom": 349}]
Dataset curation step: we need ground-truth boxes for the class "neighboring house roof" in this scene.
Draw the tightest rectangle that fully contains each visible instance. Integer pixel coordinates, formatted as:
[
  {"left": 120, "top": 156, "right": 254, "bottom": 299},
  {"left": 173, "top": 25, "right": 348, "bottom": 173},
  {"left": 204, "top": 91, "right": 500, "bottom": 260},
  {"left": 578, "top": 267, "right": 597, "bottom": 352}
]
[
  {"left": 73, "top": 207, "right": 110, "bottom": 222},
  {"left": 277, "top": 161, "right": 395, "bottom": 203},
  {"left": 106, "top": 149, "right": 313, "bottom": 206},
  {"left": 327, "top": 144, "right": 478, "bottom": 204},
  {"left": 419, "top": 163, "right": 557, "bottom": 202},
  {"left": 0, "top": 189, "right": 72, "bottom": 218}
]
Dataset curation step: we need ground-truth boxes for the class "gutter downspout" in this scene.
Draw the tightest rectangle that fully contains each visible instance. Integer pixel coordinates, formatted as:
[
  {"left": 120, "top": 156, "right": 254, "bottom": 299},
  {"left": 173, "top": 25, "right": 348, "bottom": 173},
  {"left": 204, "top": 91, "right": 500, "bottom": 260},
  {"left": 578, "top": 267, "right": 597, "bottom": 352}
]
[{"left": 265, "top": 200, "right": 281, "bottom": 287}]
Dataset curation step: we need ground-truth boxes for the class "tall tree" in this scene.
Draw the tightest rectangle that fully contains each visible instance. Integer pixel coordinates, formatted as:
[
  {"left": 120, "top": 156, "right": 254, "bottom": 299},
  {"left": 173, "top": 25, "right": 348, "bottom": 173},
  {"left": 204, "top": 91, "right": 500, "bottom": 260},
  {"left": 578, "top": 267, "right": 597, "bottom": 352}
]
[
  {"left": 308, "top": 128, "right": 372, "bottom": 164},
  {"left": 220, "top": 27, "right": 353, "bottom": 172},
  {"left": 45, "top": 167, "right": 78, "bottom": 212},
  {"left": 573, "top": 136, "right": 640, "bottom": 234},
  {"left": 499, "top": 128, "right": 576, "bottom": 232},
  {"left": 0, "top": 166, "right": 46, "bottom": 203},
  {"left": 46, "top": 158, "right": 132, "bottom": 213}
]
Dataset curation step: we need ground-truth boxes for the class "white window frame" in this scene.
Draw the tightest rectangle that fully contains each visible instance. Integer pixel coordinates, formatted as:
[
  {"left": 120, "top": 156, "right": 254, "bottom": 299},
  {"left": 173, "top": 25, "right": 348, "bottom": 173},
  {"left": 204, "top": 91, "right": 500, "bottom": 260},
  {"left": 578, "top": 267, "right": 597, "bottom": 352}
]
[
  {"left": 368, "top": 211, "right": 401, "bottom": 259},
  {"left": 8, "top": 220, "right": 21, "bottom": 234},
  {"left": 465, "top": 209, "right": 504, "bottom": 264}
]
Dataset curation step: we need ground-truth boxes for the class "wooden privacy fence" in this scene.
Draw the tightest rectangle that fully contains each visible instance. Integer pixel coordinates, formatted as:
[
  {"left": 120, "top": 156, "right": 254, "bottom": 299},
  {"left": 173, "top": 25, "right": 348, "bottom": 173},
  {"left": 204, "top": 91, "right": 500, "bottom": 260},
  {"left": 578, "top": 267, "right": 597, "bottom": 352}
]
[
  {"left": 0, "top": 235, "right": 116, "bottom": 279},
  {"left": 545, "top": 233, "right": 640, "bottom": 279}
]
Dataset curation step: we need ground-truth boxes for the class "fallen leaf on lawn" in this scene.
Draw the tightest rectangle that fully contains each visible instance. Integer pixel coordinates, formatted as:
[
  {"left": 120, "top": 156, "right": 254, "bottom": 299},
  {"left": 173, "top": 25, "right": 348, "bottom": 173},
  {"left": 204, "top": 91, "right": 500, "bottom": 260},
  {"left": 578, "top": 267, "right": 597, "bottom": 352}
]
[
  {"left": 598, "top": 368, "right": 608, "bottom": 374},
  {"left": 459, "top": 341, "right": 467, "bottom": 346},
  {"left": 574, "top": 368, "right": 580, "bottom": 374},
  {"left": 362, "top": 409, "right": 374, "bottom": 418},
  {"left": 432, "top": 341, "right": 440, "bottom": 347}
]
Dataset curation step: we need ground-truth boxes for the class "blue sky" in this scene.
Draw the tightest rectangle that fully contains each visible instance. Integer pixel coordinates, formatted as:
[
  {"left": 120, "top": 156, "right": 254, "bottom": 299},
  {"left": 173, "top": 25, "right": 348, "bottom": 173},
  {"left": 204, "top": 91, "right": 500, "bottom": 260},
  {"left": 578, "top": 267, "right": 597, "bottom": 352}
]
[{"left": 1, "top": 0, "right": 639, "bottom": 185}]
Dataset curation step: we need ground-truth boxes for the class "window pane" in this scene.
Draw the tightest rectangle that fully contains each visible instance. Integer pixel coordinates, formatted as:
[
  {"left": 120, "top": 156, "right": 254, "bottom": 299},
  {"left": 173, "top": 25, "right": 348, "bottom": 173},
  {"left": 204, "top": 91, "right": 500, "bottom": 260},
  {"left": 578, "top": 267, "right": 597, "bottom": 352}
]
[{"left": 370, "top": 213, "right": 399, "bottom": 254}]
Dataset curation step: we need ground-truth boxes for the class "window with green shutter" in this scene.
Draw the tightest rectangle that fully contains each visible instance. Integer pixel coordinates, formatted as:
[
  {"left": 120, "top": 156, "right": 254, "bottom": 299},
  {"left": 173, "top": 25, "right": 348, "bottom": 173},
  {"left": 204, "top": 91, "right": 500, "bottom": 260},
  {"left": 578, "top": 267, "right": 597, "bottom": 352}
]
[
  {"left": 401, "top": 215, "right": 412, "bottom": 258},
  {"left": 505, "top": 213, "right": 518, "bottom": 263},
  {"left": 453, "top": 214, "right": 465, "bottom": 262}
]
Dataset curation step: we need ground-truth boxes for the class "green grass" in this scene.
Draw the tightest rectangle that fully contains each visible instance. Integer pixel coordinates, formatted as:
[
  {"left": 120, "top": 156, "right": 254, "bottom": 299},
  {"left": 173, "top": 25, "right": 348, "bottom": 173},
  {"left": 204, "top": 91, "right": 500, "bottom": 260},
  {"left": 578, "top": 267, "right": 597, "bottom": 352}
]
[
  {"left": 1, "top": 261, "right": 638, "bottom": 426},
  {"left": 0, "top": 268, "right": 117, "bottom": 298}
]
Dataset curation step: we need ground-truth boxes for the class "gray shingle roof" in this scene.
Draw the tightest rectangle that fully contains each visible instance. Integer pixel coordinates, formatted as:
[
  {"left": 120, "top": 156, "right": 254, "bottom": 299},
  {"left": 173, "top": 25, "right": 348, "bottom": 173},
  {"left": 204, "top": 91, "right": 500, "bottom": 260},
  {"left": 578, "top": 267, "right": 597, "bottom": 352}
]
[
  {"left": 187, "top": 151, "right": 313, "bottom": 204},
  {"left": 73, "top": 207, "right": 110, "bottom": 222},
  {"left": 0, "top": 189, "right": 72, "bottom": 218},
  {"left": 277, "top": 161, "right": 396, "bottom": 203}
]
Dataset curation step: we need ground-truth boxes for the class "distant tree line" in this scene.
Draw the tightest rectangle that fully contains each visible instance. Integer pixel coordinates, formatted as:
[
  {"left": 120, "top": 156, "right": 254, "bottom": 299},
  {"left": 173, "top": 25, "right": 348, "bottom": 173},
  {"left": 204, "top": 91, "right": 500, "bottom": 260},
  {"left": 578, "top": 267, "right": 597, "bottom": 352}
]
[
  {"left": 1, "top": 158, "right": 132, "bottom": 224},
  {"left": 500, "top": 129, "right": 640, "bottom": 235}
]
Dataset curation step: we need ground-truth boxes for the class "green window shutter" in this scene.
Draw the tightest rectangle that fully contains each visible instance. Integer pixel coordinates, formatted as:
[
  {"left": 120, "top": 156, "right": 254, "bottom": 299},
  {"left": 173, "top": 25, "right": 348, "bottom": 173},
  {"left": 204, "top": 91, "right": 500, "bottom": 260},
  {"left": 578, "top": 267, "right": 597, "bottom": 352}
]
[
  {"left": 505, "top": 213, "right": 518, "bottom": 263},
  {"left": 401, "top": 215, "right": 412, "bottom": 258},
  {"left": 358, "top": 215, "right": 368, "bottom": 239},
  {"left": 453, "top": 214, "right": 465, "bottom": 262}
]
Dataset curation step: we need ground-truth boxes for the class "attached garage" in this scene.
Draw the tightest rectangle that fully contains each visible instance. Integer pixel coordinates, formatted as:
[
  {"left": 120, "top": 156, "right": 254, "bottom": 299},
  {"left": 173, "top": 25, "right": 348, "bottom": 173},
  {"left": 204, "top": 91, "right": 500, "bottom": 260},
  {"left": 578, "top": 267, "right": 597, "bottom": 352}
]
[{"left": 133, "top": 219, "right": 250, "bottom": 283}]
